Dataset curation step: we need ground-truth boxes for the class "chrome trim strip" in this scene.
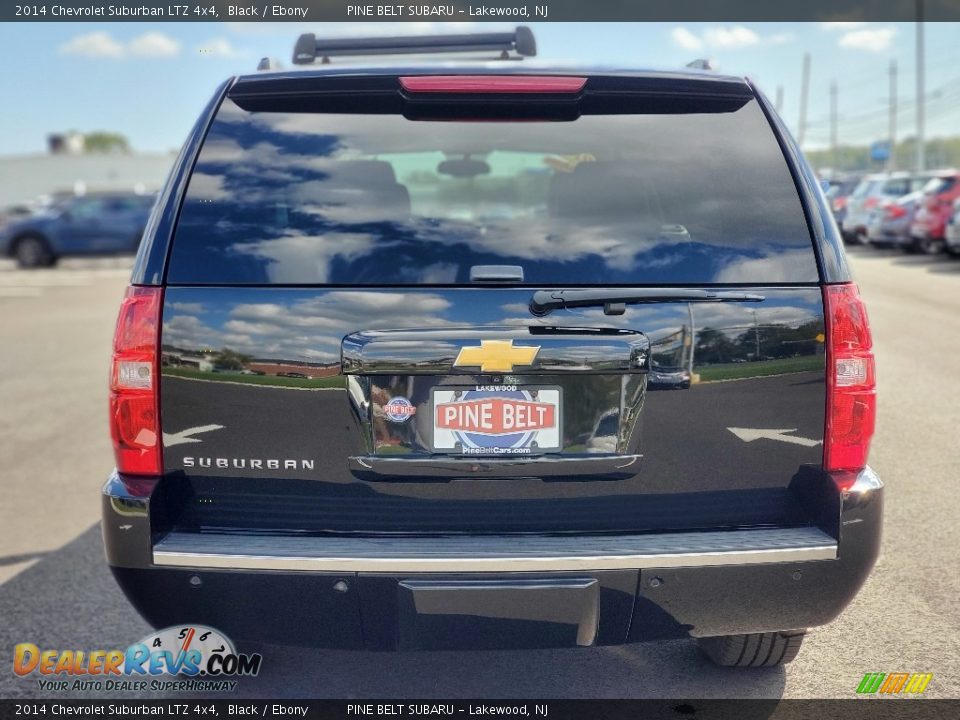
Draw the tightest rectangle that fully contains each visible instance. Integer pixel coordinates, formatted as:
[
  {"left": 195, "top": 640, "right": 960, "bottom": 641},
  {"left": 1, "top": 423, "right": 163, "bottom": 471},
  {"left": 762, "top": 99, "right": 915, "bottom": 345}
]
[
  {"left": 348, "top": 454, "right": 643, "bottom": 480},
  {"left": 341, "top": 326, "right": 650, "bottom": 375},
  {"left": 154, "top": 527, "right": 837, "bottom": 573}
]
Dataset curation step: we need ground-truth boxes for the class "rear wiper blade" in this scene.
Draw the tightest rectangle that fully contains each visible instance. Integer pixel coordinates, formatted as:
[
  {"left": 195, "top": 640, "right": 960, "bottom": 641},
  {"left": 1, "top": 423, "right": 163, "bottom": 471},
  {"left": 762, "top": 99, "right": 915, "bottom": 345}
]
[{"left": 529, "top": 288, "right": 765, "bottom": 317}]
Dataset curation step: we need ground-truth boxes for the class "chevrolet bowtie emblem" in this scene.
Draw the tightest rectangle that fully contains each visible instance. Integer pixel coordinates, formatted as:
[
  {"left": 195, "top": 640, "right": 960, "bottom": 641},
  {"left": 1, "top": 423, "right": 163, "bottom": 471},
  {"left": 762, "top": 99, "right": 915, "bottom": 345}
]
[{"left": 454, "top": 340, "right": 540, "bottom": 373}]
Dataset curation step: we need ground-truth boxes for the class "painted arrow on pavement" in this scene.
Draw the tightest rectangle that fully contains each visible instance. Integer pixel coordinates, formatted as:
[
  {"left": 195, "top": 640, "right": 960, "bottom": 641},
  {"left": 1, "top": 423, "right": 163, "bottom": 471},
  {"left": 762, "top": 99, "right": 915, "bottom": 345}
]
[
  {"left": 162, "top": 424, "right": 225, "bottom": 447},
  {"left": 727, "top": 427, "right": 822, "bottom": 447}
]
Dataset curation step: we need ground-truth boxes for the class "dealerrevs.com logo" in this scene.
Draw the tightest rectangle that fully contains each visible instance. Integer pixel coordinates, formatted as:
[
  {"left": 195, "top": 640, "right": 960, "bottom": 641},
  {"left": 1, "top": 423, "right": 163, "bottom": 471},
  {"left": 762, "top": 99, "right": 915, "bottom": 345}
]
[
  {"left": 14, "top": 625, "right": 261, "bottom": 693},
  {"left": 856, "top": 672, "right": 933, "bottom": 695}
]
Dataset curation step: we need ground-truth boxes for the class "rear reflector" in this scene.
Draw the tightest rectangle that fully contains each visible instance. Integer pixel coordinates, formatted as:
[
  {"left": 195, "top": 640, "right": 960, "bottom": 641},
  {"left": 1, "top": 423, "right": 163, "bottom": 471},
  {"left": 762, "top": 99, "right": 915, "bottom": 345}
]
[
  {"left": 110, "top": 286, "right": 162, "bottom": 476},
  {"left": 823, "top": 284, "right": 876, "bottom": 487},
  {"left": 400, "top": 75, "right": 586, "bottom": 94}
]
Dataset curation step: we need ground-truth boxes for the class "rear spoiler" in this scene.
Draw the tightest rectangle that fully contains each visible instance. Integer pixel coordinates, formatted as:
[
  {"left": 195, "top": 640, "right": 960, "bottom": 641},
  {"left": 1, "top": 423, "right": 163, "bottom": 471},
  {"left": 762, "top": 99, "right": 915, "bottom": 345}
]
[{"left": 292, "top": 26, "right": 536, "bottom": 65}]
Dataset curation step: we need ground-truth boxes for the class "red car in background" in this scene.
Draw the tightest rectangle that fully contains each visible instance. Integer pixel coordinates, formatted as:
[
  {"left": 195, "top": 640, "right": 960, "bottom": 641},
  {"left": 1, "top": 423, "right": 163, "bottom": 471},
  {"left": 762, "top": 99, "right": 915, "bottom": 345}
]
[{"left": 910, "top": 171, "right": 960, "bottom": 253}]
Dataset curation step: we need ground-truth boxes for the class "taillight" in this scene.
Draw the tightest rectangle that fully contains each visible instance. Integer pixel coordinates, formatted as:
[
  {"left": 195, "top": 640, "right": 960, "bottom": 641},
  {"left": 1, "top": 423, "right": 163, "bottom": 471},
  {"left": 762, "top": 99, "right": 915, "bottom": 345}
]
[
  {"left": 885, "top": 205, "right": 907, "bottom": 219},
  {"left": 110, "top": 286, "right": 162, "bottom": 475},
  {"left": 823, "top": 284, "right": 876, "bottom": 489}
]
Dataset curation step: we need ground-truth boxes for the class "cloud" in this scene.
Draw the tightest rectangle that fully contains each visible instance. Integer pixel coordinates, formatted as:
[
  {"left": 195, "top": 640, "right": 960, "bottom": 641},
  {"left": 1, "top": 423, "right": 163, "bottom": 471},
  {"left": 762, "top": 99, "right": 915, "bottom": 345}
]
[
  {"left": 163, "top": 291, "right": 455, "bottom": 362},
  {"left": 58, "top": 31, "right": 180, "bottom": 59},
  {"left": 129, "top": 32, "right": 180, "bottom": 57},
  {"left": 838, "top": 27, "right": 897, "bottom": 52},
  {"left": 59, "top": 32, "right": 125, "bottom": 59},
  {"left": 197, "top": 38, "right": 249, "bottom": 58},
  {"left": 167, "top": 302, "right": 205, "bottom": 314},
  {"left": 671, "top": 25, "right": 791, "bottom": 52},
  {"left": 671, "top": 27, "right": 703, "bottom": 51},
  {"left": 766, "top": 33, "right": 794, "bottom": 46},
  {"left": 703, "top": 26, "right": 760, "bottom": 49}
]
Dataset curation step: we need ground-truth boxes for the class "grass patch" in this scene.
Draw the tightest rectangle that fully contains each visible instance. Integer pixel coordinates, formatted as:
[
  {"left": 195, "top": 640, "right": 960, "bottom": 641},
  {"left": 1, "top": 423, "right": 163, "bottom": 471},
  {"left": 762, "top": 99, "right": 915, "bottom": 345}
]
[
  {"left": 162, "top": 367, "right": 344, "bottom": 389},
  {"left": 697, "top": 356, "right": 823, "bottom": 382}
]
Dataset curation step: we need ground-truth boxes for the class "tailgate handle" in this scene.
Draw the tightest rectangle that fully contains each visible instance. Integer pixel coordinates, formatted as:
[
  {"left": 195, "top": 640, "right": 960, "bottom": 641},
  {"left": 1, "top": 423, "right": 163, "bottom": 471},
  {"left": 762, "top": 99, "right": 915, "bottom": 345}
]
[{"left": 529, "top": 289, "right": 766, "bottom": 316}]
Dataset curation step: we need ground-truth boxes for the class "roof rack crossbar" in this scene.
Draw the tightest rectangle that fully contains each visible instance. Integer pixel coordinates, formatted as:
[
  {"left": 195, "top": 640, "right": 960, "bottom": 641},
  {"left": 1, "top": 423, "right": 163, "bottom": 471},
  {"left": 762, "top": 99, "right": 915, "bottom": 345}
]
[{"left": 292, "top": 26, "right": 536, "bottom": 65}]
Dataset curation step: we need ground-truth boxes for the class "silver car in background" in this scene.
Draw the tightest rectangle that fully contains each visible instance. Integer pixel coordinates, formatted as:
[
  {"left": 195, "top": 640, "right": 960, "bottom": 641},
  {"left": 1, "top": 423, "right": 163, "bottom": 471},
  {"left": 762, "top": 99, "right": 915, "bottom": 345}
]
[
  {"left": 843, "top": 173, "right": 926, "bottom": 244},
  {"left": 867, "top": 191, "right": 924, "bottom": 249}
]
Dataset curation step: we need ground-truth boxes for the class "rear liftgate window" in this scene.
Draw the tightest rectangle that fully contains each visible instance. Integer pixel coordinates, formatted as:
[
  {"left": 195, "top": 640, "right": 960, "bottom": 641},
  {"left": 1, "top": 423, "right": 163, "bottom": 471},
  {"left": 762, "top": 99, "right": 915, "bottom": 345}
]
[{"left": 168, "top": 92, "right": 818, "bottom": 285}]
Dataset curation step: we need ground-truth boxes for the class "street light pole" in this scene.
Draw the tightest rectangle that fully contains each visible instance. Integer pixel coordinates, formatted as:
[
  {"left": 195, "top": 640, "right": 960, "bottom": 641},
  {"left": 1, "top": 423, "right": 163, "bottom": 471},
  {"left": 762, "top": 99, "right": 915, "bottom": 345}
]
[
  {"left": 916, "top": 0, "right": 926, "bottom": 172},
  {"left": 888, "top": 59, "right": 897, "bottom": 171}
]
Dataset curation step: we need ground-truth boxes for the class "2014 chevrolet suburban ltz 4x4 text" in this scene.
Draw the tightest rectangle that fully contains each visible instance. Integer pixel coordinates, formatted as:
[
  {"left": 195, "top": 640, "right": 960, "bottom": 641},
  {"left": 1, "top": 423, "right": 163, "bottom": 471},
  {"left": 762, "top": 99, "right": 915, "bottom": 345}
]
[{"left": 103, "top": 28, "right": 881, "bottom": 667}]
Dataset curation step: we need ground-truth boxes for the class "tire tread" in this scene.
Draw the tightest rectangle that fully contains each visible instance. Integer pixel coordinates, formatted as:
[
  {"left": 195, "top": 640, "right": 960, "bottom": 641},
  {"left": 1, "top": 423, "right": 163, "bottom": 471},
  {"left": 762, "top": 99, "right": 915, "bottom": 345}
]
[{"left": 698, "top": 631, "right": 805, "bottom": 667}]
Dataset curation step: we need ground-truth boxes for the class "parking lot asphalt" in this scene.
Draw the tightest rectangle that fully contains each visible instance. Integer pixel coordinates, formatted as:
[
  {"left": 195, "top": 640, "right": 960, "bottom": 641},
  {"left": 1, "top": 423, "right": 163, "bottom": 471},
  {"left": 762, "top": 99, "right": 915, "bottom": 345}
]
[{"left": 0, "top": 248, "right": 958, "bottom": 699}]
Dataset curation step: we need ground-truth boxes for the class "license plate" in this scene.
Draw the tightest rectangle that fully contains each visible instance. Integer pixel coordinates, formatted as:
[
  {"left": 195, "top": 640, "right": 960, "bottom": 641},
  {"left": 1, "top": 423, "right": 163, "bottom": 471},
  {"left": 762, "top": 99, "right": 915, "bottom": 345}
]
[{"left": 431, "top": 386, "right": 562, "bottom": 455}]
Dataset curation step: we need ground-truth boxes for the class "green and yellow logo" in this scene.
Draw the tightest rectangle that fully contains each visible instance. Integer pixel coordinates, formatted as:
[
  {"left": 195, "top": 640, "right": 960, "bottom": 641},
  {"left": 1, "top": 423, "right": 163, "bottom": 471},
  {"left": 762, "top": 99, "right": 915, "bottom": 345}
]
[{"left": 856, "top": 672, "right": 933, "bottom": 695}]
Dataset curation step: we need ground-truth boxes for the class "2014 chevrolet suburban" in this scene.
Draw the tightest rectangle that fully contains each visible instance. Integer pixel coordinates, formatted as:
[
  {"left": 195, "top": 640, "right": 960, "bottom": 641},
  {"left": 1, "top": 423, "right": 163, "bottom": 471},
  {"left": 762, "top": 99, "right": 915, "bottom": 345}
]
[{"left": 103, "top": 28, "right": 881, "bottom": 667}]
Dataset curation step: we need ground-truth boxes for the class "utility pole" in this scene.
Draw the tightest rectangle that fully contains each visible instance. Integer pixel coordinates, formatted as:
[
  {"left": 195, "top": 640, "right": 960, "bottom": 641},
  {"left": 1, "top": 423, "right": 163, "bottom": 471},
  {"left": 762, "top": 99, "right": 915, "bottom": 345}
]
[
  {"left": 798, "top": 53, "right": 811, "bottom": 148},
  {"left": 775, "top": 85, "right": 784, "bottom": 115},
  {"left": 888, "top": 60, "right": 898, "bottom": 170},
  {"left": 916, "top": 0, "right": 926, "bottom": 171},
  {"left": 752, "top": 310, "right": 761, "bottom": 359},
  {"left": 830, "top": 80, "right": 838, "bottom": 172}
]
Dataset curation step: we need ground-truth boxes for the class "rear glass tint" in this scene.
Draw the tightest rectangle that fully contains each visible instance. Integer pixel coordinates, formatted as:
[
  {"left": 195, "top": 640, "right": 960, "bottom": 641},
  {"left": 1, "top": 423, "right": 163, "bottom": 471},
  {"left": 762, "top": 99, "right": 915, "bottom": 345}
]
[{"left": 168, "top": 95, "right": 818, "bottom": 285}]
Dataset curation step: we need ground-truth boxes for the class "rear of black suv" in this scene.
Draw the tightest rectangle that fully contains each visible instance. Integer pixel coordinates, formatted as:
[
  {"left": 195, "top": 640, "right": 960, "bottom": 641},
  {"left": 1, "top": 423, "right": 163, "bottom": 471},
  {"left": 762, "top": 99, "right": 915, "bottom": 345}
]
[{"left": 103, "top": 63, "right": 881, "bottom": 666}]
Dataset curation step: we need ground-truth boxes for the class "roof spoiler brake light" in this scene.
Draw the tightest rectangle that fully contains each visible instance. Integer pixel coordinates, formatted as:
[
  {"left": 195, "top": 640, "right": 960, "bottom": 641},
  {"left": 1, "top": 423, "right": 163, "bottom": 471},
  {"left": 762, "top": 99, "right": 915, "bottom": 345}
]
[{"left": 400, "top": 76, "right": 586, "bottom": 94}]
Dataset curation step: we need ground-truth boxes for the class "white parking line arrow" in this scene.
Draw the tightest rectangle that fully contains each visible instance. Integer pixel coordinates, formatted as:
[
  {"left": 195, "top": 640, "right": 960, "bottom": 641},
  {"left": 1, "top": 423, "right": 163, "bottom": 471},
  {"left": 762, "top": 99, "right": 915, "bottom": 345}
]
[
  {"left": 162, "top": 424, "right": 225, "bottom": 447},
  {"left": 727, "top": 427, "right": 822, "bottom": 447}
]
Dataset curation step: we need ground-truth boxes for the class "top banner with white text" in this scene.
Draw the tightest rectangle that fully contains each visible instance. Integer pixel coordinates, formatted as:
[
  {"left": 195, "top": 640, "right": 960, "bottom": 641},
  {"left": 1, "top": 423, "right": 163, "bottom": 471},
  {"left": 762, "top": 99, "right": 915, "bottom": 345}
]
[{"left": 4, "top": 0, "right": 960, "bottom": 23}]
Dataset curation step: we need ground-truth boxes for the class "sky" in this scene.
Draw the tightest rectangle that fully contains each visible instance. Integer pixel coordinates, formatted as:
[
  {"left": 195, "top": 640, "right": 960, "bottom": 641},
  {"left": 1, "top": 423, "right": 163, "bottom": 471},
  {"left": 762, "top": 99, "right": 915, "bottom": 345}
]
[{"left": 0, "top": 21, "right": 958, "bottom": 156}]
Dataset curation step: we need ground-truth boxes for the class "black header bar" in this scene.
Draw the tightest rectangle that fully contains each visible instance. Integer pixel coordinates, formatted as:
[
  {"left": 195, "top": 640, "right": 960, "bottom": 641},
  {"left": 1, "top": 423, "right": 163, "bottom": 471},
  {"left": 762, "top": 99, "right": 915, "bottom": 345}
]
[
  {"left": 1, "top": 700, "right": 960, "bottom": 719},
  {"left": 4, "top": 1, "right": 960, "bottom": 23}
]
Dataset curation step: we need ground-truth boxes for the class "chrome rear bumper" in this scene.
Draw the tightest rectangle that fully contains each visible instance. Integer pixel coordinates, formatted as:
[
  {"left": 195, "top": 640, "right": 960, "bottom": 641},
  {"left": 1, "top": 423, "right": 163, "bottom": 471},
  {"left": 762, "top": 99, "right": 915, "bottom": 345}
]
[{"left": 152, "top": 525, "right": 837, "bottom": 573}]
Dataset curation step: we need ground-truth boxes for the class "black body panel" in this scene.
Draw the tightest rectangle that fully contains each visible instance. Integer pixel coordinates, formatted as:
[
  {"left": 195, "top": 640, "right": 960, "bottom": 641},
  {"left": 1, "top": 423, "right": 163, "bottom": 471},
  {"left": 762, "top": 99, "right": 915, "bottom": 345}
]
[{"left": 158, "top": 286, "right": 825, "bottom": 535}]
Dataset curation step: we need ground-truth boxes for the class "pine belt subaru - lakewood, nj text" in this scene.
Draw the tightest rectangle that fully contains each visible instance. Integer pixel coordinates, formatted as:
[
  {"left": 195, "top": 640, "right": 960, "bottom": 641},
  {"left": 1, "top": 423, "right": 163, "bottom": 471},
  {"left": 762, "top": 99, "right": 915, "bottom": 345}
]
[{"left": 102, "top": 28, "right": 881, "bottom": 668}]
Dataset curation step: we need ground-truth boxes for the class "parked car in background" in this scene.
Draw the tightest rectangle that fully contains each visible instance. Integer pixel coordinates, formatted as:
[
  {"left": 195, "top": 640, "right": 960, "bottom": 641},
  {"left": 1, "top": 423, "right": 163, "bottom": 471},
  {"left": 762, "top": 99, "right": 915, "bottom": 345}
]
[
  {"left": 866, "top": 191, "right": 924, "bottom": 249},
  {"left": 825, "top": 177, "right": 860, "bottom": 228},
  {"left": 910, "top": 171, "right": 960, "bottom": 253},
  {"left": 0, "top": 191, "right": 154, "bottom": 268},
  {"left": 945, "top": 198, "right": 960, "bottom": 257},
  {"left": 843, "top": 173, "right": 926, "bottom": 244}
]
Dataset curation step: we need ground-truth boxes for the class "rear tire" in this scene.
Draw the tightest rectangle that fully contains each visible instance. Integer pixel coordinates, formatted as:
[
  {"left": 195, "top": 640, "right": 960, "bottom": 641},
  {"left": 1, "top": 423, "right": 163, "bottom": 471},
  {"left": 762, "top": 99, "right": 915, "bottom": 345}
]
[
  {"left": 13, "top": 234, "right": 54, "bottom": 268},
  {"left": 698, "top": 631, "right": 805, "bottom": 667}
]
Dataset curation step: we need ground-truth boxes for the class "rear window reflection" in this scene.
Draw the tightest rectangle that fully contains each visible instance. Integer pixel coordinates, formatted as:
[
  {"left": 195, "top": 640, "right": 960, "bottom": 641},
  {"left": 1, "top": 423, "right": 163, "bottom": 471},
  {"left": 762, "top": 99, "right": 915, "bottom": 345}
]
[{"left": 168, "top": 98, "right": 818, "bottom": 285}]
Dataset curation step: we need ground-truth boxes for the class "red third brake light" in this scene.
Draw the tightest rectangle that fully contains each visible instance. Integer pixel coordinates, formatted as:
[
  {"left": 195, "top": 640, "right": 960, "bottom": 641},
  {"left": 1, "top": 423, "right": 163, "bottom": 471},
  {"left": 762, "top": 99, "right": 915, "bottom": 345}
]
[
  {"left": 400, "top": 76, "right": 586, "bottom": 94},
  {"left": 823, "top": 284, "right": 876, "bottom": 488},
  {"left": 110, "top": 286, "right": 162, "bottom": 475}
]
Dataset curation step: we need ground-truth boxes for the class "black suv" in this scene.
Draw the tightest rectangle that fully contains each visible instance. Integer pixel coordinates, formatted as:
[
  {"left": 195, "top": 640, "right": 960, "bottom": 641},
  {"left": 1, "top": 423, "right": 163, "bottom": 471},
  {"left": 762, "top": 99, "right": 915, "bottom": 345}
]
[{"left": 103, "top": 28, "right": 881, "bottom": 667}]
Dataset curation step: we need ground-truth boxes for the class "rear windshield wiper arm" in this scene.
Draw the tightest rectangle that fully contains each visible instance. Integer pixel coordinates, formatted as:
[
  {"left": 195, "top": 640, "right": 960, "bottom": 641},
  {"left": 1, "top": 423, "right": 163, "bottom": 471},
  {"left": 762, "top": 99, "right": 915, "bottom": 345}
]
[{"left": 529, "top": 289, "right": 765, "bottom": 317}]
